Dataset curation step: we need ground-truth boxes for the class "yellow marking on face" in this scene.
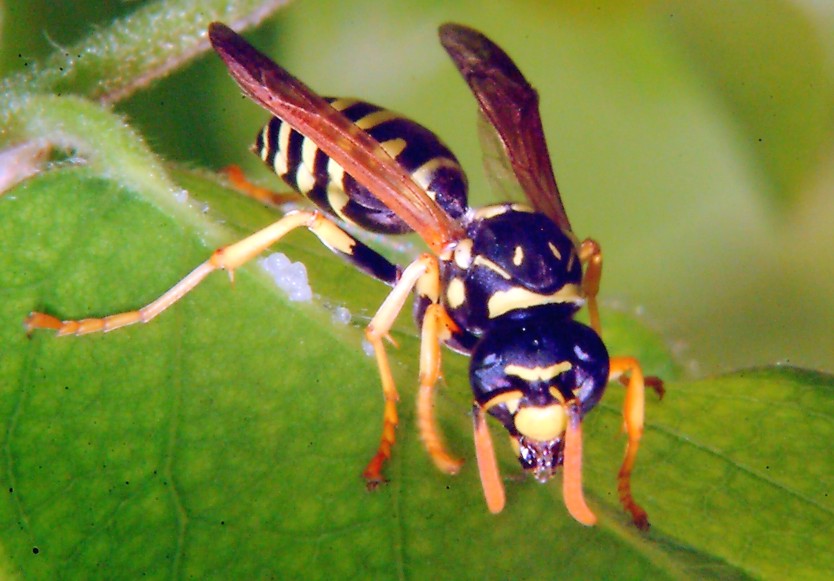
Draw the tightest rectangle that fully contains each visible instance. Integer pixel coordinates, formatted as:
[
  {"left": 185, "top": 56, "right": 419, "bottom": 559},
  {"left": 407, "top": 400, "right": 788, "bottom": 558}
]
[
  {"left": 548, "top": 242, "right": 562, "bottom": 261},
  {"left": 481, "top": 390, "right": 524, "bottom": 414},
  {"left": 273, "top": 121, "right": 293, "bottom": 175},
  {"left": 513, "top": 246, "right": 524, "bottom": 266},
  {"left": 329, "top": 97, "right": 358, "bottom": 111},
  {"left": 446, "top": 278, "right": 466, "bottom": 309},
  {"left": 453, "top": 239, "right": 474, "bottom": 269},
  {"left": 356, "top": 109, "right": 401, "bottom": 130},
  {"left": 317, "top": 220, "right": 356, "bottom": 255},
  {"left": 504, "top": 361, "right": 572, "bottom": 383},
  {"left": 548, "top": 387, "right": 567, "bottom": 404},
  {"left": 474, "top": 256, "right": 512, "bottom": 280},
  {"left": 487, "top": 283, "right": 583, "bottom": 319},
  {"left": 380, "top": 138, "right": 407, "bottom": 158},
  {"left": 510, "top": 203, "right": 534, "bottom": 213},
  {"left": 514, "top": 404, "right": 567, "bottom": 441}
]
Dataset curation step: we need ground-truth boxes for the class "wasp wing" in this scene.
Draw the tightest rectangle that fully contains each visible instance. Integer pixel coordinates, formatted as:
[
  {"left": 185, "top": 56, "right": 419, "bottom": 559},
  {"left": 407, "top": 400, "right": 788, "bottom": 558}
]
[
  {"left": 208, "top": 22, "right": 464, "bottom": 254},
  {"left": 476, "top": 110, "right": 529, "bottom": 205},
  {"left": 439, "top": 23, "right": 572, "bottom": 233}
]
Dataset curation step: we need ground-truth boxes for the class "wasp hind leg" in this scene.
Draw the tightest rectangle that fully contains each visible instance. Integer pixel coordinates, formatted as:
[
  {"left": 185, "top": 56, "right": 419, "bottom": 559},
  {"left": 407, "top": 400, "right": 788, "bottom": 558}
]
[
  {"left": 221, "top": 165, "right": 302, "bottom": 207},
  {"left": 416, "top": 304, "right": 464, "bottom": 475},
  {"left": 26, "top": 210, "right": 400, "bottom": 336}
]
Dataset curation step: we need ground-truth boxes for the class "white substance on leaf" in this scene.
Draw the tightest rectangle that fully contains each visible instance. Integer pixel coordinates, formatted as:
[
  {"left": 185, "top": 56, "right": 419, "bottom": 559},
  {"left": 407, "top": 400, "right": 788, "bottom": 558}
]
[
  {"left": 331, "top": 306, "right": 351, "bottom": 326},
  {"left": 259, "top": 253, "right": 313, "bottom": 302},
  {"left": 173, "top": 188, "right": 189, "bottom": 204},
  {"left": 361, "top": 339, "right": 374, "bottom": 358}
]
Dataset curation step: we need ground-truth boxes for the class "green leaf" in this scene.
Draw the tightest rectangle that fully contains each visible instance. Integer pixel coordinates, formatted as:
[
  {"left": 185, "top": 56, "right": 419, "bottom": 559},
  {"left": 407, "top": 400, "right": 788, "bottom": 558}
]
[{"left": 1, "top": 168, "right": 831, "bottom": 578}]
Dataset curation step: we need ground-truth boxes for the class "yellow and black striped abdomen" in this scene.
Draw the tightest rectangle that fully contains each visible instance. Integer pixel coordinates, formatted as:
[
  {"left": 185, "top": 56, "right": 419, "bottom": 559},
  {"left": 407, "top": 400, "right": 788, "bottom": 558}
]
[{"left": 254, "top": 97, "right": 468, "bottom": 234}]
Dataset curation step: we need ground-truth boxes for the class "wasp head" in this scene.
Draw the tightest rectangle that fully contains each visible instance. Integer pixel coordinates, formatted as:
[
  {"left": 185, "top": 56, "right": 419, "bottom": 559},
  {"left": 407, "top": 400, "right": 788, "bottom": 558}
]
[{"left": 469, "top": 314, "right": 609, "bottom": 478}]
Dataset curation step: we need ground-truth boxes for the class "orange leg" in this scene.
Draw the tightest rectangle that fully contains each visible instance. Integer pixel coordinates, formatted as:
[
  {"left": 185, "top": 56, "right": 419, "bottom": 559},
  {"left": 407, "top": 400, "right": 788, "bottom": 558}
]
[
  {"left": 619, "top": 374, "right": 665, "bottom": 400},
  {"left": 579, "top": 238, "right": 602, "bottom": 336},
  {"left": 609, "top": 356, "right": 650, "bottom": 529},
  {"left": 221, "top": 165, "right": 301, "bottom": 207},
  {"left": 417, "top": 304, "right": 464, "bottom": 474},
  {"left": 362, "top": 254, "right": 439, "bottom": 485},
  {"left": 25, "top": 210, "right": 354, "bottom": 336}
]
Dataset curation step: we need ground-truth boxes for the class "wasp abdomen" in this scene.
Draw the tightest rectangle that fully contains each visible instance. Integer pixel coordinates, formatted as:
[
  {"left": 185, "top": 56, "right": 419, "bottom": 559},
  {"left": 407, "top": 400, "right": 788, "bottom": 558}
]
[{"left": 254, "top": 97, "right": 468, "bottom": 234}]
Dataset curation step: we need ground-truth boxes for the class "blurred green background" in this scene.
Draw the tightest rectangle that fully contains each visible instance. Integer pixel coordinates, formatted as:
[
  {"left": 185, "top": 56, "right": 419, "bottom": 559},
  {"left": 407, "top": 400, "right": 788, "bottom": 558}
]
[{"left": 3, "top": 0, "right": 833, "bottom": 376}]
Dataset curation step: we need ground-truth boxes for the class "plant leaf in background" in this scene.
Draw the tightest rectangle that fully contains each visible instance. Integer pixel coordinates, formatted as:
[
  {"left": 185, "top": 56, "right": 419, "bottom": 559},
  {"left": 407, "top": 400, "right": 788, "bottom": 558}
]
[{"left": 1, "top": 0, "right": 833, "bottom": 578}]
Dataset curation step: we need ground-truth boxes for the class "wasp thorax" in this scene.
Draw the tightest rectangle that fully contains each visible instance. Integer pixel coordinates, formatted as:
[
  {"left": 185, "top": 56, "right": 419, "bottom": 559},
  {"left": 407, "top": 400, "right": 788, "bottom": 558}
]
[{"left": 443, "top": 204, "right": 584, "bottom": 336}]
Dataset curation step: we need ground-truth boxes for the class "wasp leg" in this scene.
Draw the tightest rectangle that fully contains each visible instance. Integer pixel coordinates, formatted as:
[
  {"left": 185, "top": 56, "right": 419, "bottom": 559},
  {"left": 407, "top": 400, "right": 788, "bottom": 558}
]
[
  {"left": 417, "top": 304, "right": 464, "bottom": 474},
  {"left": 363, "top": 254, "right": 438, "bottom": 485},
  {"left": 473, "top": 405, "right": 505, "bottom": 514},
  {"left": 618, "top": 374, "right": 665, "bottom": 400},
  {"left": 221, "top": 165, "right": 302, "bottom": 207},
  {"left": 579, "top": 238, "right": 602, "bottom": 336},
  {"left": 26, "top": 210, "right": 399, "bottom": 336},
  {"left": 609, "top": 356, "right": 650, "bottom": 530}
]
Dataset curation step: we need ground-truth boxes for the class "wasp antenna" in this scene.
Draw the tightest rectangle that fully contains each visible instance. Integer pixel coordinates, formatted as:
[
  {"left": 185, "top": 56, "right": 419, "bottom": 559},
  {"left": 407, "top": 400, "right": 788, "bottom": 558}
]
[
  {"left": 563, "top": 407, "right": 597, "bottom": 526},
  {"left": 473, "top": 408, "right": 506, "bottom": 514}
]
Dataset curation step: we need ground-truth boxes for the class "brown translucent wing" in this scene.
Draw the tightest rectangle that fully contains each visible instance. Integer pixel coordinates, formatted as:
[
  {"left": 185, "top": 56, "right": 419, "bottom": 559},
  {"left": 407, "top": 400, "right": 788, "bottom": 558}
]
[
  {"left": 439, "top": 23, "right": 572, "bottom": 233},
  {"left": 208, "top": 22, "right": 464, "bottom": 254}
]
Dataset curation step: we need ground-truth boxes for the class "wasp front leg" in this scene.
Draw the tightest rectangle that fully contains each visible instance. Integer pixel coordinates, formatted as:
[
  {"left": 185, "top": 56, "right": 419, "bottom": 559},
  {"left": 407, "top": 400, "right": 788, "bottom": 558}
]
[
  {"left": 362, "top": 253, "right": 462, "bottom": 484},
  {"left": 416, "top": 304, "right": 464, "bottom": 475},
  {"left": 609, "top": 356, "right": 651, "bottom": 530},
  {"left": 26, "top": 210, "right": 399, "bottom": 336}
]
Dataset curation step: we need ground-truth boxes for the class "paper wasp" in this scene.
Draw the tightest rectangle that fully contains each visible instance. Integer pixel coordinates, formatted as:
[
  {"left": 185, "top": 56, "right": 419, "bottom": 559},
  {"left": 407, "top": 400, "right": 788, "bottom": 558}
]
[{"left": 26, "top": 22, "right": 662, "bottom": 528}]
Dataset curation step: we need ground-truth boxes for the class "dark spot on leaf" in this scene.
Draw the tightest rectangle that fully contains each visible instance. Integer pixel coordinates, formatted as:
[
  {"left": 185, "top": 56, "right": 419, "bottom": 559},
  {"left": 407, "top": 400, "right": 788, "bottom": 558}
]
[{"left": 32, "top": 547, "right": 39, "bottom": 555}]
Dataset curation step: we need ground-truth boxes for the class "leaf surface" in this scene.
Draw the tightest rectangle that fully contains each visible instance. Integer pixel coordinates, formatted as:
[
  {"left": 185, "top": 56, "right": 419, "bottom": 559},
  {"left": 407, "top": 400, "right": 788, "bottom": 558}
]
[{"left": 1, "top": 169, "right": 831, "bottom": 578}]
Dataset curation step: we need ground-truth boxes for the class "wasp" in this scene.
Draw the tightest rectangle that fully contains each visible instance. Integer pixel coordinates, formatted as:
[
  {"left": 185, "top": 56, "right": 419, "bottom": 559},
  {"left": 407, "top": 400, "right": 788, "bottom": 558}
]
[{"left": 26, "top": 22, "right": 662, "bottom": 529}]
